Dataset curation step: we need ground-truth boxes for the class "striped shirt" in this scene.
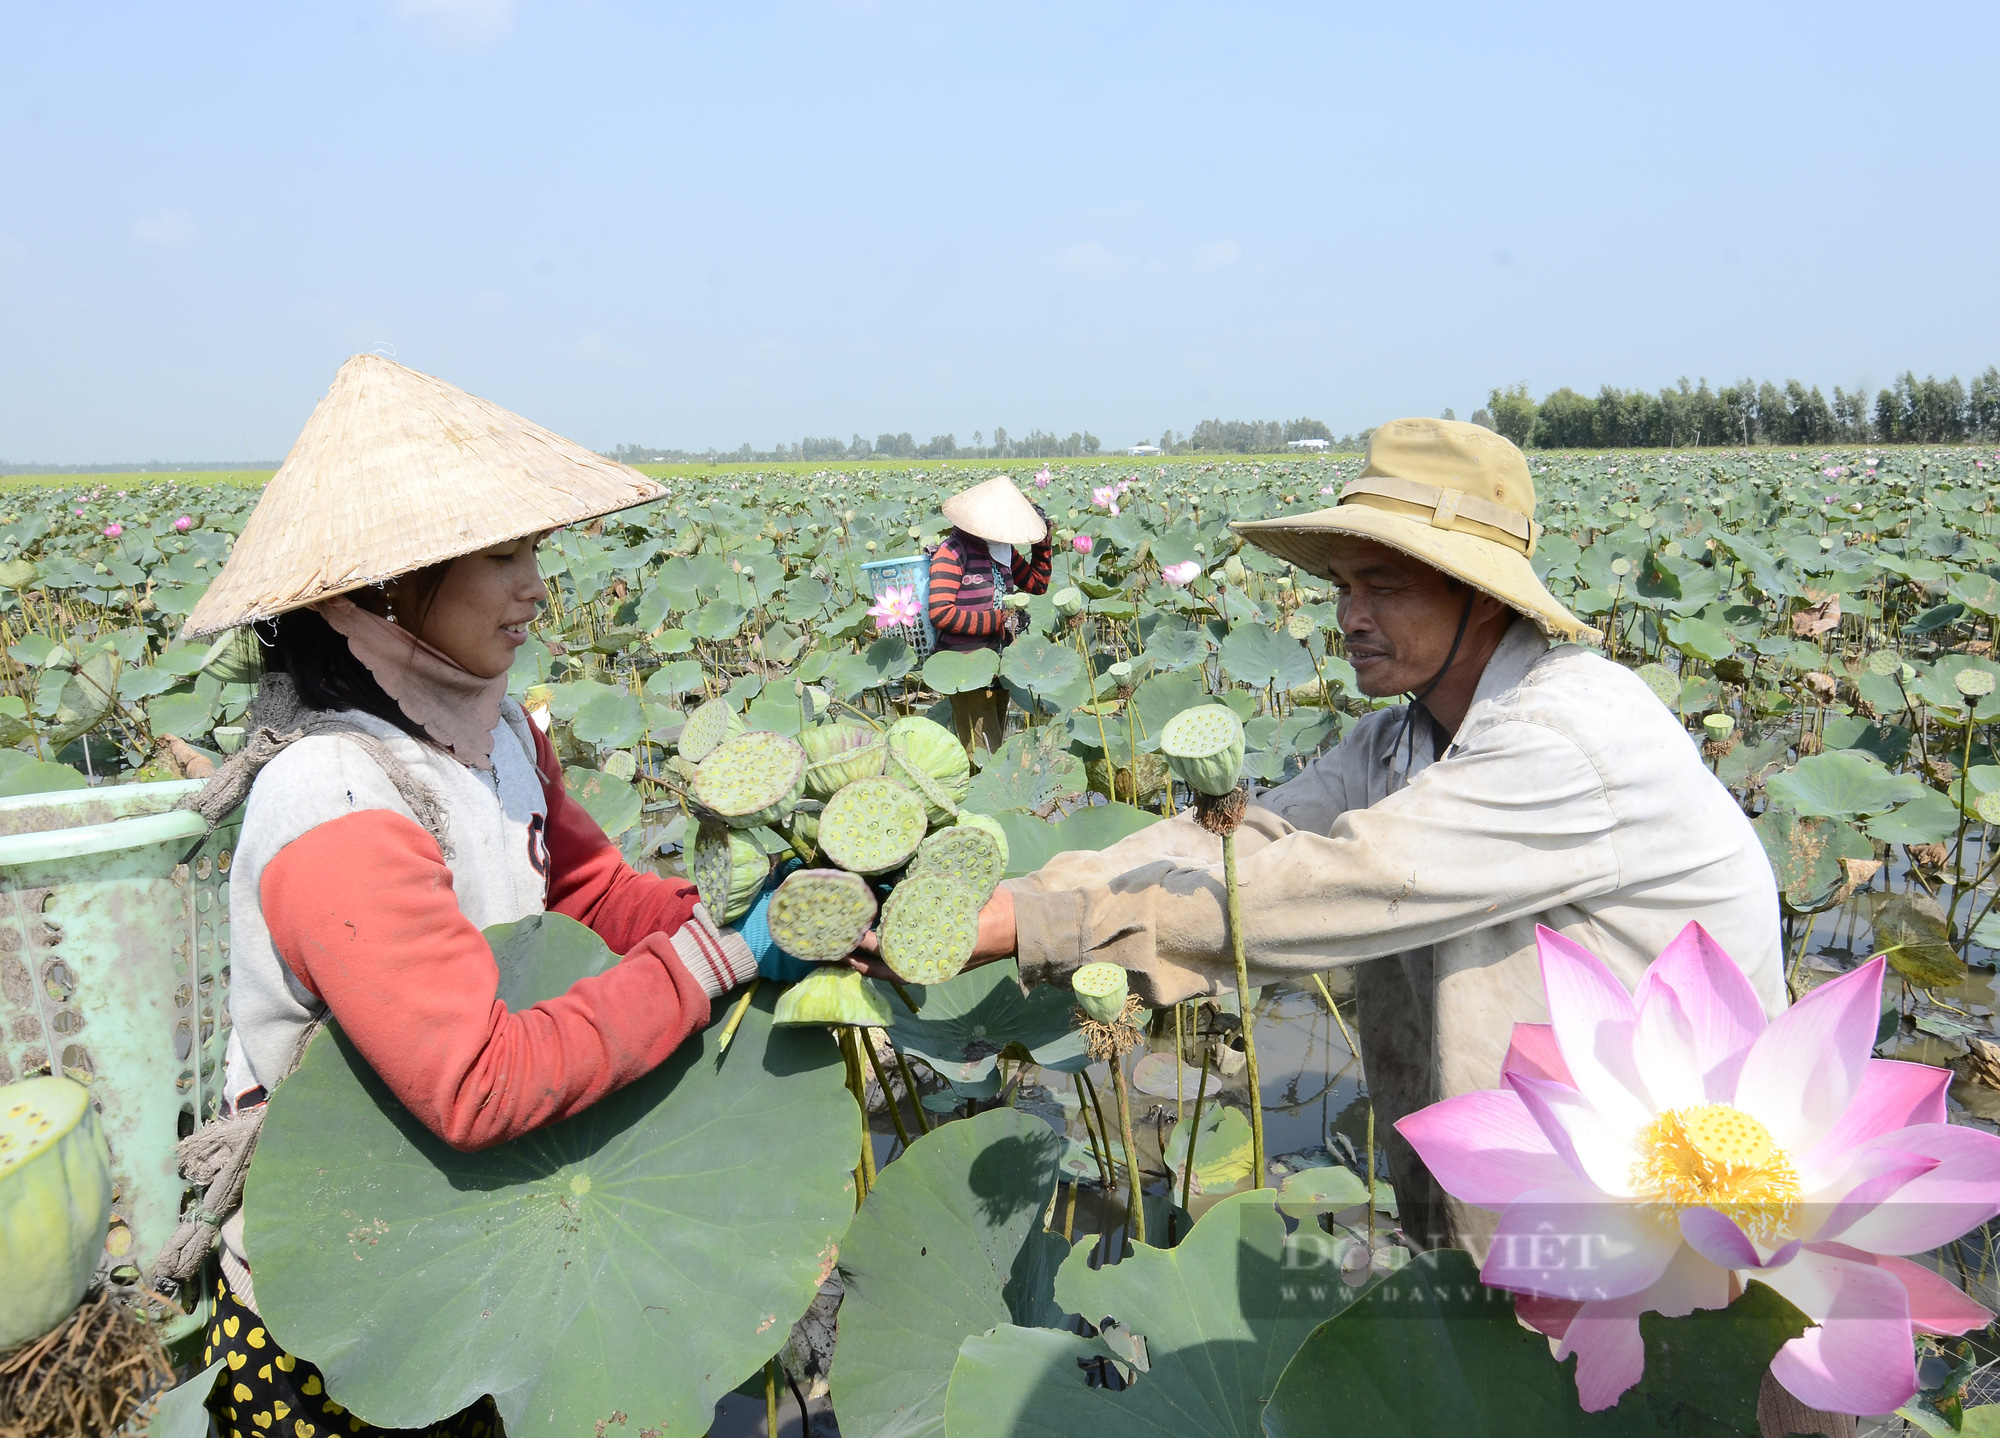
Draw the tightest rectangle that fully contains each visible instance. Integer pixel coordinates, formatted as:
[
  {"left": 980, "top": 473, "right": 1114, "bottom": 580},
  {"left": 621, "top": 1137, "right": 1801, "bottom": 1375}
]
[{"left": 927, "top": 531, "right": 1053, "bottom": 640}]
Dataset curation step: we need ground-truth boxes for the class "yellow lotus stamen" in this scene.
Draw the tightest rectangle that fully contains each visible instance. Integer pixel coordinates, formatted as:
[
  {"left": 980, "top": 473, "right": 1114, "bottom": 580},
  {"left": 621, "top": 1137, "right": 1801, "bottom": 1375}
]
[{"left": 1631, "top": 1103, "right": 1801, "bottom": 1239}]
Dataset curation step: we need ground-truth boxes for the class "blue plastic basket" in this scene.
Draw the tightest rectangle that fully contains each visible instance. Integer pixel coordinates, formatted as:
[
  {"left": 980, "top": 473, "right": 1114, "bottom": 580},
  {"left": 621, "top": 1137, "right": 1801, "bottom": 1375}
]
[{"left": 859, "top": 554, "right": 938, "bottom": 658}]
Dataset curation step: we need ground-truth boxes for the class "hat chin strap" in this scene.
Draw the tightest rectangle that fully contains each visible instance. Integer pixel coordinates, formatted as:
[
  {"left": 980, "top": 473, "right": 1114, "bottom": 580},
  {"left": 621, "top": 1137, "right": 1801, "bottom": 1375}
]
[{"left": 1393, "top": 591, "right": 1474, "bottom": 772}]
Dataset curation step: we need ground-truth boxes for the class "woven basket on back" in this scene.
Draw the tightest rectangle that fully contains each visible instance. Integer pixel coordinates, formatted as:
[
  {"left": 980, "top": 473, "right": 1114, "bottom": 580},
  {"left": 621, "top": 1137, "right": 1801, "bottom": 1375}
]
[{"left": 182, "top": 355, "right": 664, "bottom": 637}]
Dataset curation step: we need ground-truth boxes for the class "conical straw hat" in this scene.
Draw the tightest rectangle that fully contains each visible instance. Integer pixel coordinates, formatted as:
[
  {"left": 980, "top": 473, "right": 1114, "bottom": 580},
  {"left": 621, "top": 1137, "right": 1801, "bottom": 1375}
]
[
  {"left": 182, "top": 355, "right": 665, "bottom": 637},
  {"left": 940, "top": 475, "right": 1048, "bottom": 546},
  {"left": 1232, "top": 418, "right": 1598, "bottom": 643}
]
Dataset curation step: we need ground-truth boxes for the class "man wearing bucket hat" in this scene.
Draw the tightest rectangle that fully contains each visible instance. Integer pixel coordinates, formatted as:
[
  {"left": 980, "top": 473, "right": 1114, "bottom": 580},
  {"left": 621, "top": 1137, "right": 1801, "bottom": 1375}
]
[
  {"left": 162, "top": 356, "right": 793, "bottom": 1434},
  {"left": 947, "top": 419, "right": 1784, "bottom": 1250},
  {"left": 927, "top": 474, "right": 1053, "bottom": 753}
]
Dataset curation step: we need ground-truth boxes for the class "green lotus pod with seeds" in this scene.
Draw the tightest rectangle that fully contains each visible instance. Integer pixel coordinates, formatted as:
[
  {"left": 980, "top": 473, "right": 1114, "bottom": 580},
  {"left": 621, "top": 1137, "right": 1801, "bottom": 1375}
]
[
  {"left": 692, "top": 730, "right": 807, "bottom": 828},
  {"left": 818, "top": 777, "right": 928, "bottom": 874},
  {"left": 679, "top": 697, "right": 747, "bottom": 764},
  {"left": 906, "top": 823, "right": 1006, "bottom": 904},
  {"left": 1071, "top": 962, "right": 1130, "bottom": 1024},
  {"left": 1159, "top": 703, "right": 1246, "bottom": 797},
  {"left": 767, "top": 869, "right": 879, "bottom": 963},
  {"left": 952, "top": 811, "right": 1010, "bottom": 872},
  {"left": 689, "top": 820, "right": 774, "bottom": 923},
  {"left": 1051, "top": 587, "right": 1084, "bottom": 616},
  {"left": 878, "top": 873, "right": 981, "bottom": 986},
  {"left": 800, "top": 721, "right": 887, "bottom": 801},
  {"left": 773, "top": 966, "right": 894, "bottom": 1028},
  {"left": 0, "top": 1076, "right": 113, "bottom": 1348},
  {"left": 884, "top": 715, "right": 971, "bottom": 824},
  {"left": 791, "top": 801, "right": 822, "bottom": 849}
]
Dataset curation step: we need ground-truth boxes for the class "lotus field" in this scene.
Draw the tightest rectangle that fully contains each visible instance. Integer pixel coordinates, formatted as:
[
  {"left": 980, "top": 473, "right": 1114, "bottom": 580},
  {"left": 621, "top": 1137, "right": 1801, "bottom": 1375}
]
[{"left": 8, "top": 448, "right": 2000, "bottom": 1434}]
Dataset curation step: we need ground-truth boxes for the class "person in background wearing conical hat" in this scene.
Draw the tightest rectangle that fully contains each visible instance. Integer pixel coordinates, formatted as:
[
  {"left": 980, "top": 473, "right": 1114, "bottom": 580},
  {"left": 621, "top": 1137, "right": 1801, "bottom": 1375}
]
[
  {"left": 863, "top": 419, "right": 1785, "bottom": 1255},
  {"left": 927, "top": 474, "right": 1053, "bottom": 754},
  {"left": 176, "top": 357, "right": 787, "bottom": 1435}
]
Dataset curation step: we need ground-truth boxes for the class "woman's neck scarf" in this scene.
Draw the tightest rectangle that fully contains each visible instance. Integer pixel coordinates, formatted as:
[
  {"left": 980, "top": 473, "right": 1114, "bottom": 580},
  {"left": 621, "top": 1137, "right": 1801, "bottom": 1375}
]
[{"left": 314, "top": 595, "right": 508, "bottom": 769}]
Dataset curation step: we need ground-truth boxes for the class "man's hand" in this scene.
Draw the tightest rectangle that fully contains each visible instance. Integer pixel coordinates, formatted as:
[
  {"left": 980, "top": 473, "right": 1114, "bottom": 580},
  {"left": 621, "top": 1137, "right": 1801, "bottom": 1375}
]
[{"left": 846, "top": 885, "right": 1016, "bottom": 981}]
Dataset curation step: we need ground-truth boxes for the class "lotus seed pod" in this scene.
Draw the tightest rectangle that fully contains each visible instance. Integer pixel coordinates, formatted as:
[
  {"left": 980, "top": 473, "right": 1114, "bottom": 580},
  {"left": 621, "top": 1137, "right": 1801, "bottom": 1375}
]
[
  {"left": 1956, "top": 668, "right": 1996, "bottom": 698},
  {"left": 884, "top": 715, "right": 972, "bottom": 824},
  {"left": 791, "top": 800, "right": 822, "bottom": 848},
  {"left": 799, "top": 721, "right": 887, "bottom": 801},
  {"left": 906, "top": 823, "right": 1007, "bottom": 904},
  {"left": 952, "top": 811, "right": 1011, "bottom": 872},
  {"left": 1051, "top": 587, "right": 1084, "bottom": 616},
  {"left": 766, "top": 869, "right": 879, "bottom": 963},
  {"left": 602, "top": 749, "right": 638, "bottom": 782},
  {"left": 818, "top": 777, "right": 928, "bottom": 874},
  {"left": 1867, "top": 650, "right": 1901, "bottom": 677},
  {"left": 878, "top": 873, "right": 981, "bottom": 986},
  {"left": 692, "top": 730, "right": 808, "bottom": 828},
  {"left": 1702, "top": 713, "right": 1735, "bottom": 739},
  {"left": 1003, "top": 591, "right": 1032, "bottom": 610},
  {"left": 680, "top": 698, "right": 746, "bottom": 764},
  {"left": 773, "top": 966, "right": 895, "bottom": 1028},
  {"left": 1285, "top": 612, "right": 1314, "bottom": 641},
  {"left": 1158, "top": 703, "right": 1246, "bottom": 798},
  {"left": 0, "top": 1076, "right": 113, "bottom": 1348},
  {"left": 1977, "top": 791, "right": 2000, "bottom": 826},
  {"left": 689, "top": 820, "right": 773, "bottom": 923},
  {"left": 1222, "top": 554, "right": 1247, "bottom": 586},
  {"left": 1071, "top": 963, "right": 1130, "bottom": 1025}
]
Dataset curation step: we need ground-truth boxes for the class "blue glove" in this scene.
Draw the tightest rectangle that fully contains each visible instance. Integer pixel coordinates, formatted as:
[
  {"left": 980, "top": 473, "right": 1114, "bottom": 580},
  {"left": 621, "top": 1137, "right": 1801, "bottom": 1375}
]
[{"left": 732, "top": 860, "right": 816, "bottom": 983}]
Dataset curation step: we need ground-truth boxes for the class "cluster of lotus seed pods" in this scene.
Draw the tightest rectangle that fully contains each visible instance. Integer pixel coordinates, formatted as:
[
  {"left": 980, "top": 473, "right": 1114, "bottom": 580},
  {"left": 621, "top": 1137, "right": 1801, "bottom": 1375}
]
[{"left": 677, "top": 699, "right": 1008, "bottom": 1012}]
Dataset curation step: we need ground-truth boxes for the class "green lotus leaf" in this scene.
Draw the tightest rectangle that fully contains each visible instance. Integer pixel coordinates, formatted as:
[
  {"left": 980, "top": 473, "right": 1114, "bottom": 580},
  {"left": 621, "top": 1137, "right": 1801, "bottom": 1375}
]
[
  {"left": 687, "top": 598, "right": 747, "bottom": 641},
  {"left": 563, "top": 763, "right": 642, "bottom": 838},
  {"left": 1262, "top": 1250, "right": 1812, "bottom": 1438},
  {"left": 922, "top": 646, "right": 1001, "bottom": 695},
  {"left": 999, "top": 634, "right": 1085, "bottom": 701},
  {"left": 1219, "top": 622, "right": 1317, "bottom": 692},
  {"left": 1162, "top": 1099, "right": 1255, "bottom": 1195},
  {"left": 1751, "top": 806, "right": 1872, "bottom": 914},
  {"left": 1140, "top": 626, "right": 1212, "bottom": 672},
  {"left": 962, "top": 727, "right": 1086, "bottom": 816},
  {"left": 1870, "top": 890, "right": 1969, "bottom": 989},
  {"left": 829, "top": 1108, "right": 1068, "bottom": 1438},
  {"left": 1763, "top": 750, "right": 1926, "bottom": 819},
  {"left": 243, "top": 914, "right": 857, "bottom": 1433},
  {"left": 570, "top": 685, "right": 644, "bottom": 749},
  {"left": 1663, "top": 615, "right": 1736, "bottom": 664},
  {"left": 0, "top": 756, "right": 88, "bottom": 798},
  {"left": 1865, "top": 788, "right": 1962, "bottom": 845},
  {"left": 985, "top": 802, "right": 1159, "bottom": 879},
  {"left": 885, "top": 960, "right": 1088, "bottom": 1084},
  {"left": 944, "top": 1192, "right": 1353, "bottom": 1438},
  {"left": 644, "top": 658, "right": 705, "bottom": 699},
  {"left": 146, "top": 689, "right": 213, "bottom": 741}
]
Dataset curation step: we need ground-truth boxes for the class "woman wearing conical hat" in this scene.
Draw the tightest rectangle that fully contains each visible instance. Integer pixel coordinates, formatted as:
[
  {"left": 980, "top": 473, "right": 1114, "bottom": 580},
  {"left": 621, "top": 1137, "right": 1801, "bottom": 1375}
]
[
  {"left": 927, "top": 474, "right": 1052, "bottom": 753},
  {"left": 174, "top": 356, "right": 777, "bottom": 1434}
]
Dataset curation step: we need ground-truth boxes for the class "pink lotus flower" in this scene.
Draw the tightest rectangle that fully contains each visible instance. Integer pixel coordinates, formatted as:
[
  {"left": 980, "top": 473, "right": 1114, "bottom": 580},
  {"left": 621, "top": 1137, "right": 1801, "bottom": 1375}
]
[
  {"left": 1092, "top": 484, "right": 1119, "bottom": 510},
  {"left": 1034, "top": 466, "right": 1052, "bottom": 488},
  {"left": 174, "top": 515, "right": 193, "bottom": 531},
  {"left": 103, "top": 523, "right": 123, "bottom": 538},
  {"left": 866, "top": 584, "right": 922, "bottom": 631},
  {"left": 1072, "top": 534, "right": 1093, "bottom": 554},
  {"left": 1398, "top": 924, "right": 1999, "bottom": 1417},
  {"left": 1160, "top": 560, "right": 1201, "bottom": 586}
]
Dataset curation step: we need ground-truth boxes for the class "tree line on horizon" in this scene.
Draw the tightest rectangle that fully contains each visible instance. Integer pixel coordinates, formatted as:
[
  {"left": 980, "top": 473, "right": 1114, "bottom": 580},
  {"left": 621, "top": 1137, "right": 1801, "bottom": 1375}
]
[{"left": 1473, "top": 368, "right": 2000, "bottom": 450}]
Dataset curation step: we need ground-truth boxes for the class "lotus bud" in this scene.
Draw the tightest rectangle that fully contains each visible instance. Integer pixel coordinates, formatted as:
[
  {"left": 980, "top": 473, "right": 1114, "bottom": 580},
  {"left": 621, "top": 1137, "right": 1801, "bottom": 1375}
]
[
  {"left": 772, "top": 966, "right": 894, "bottom": 1028},
  {"left": 1071, "top": 963, "right": 1130, "bottom": 1025},
  {"left": 1052, "top": 587, "right": 1084, "bottom": 616},
  {"left": 0, "top": 1076, "right": 112, "bottom": 1348},
  {"left": 692, "top": 730, "right": 807, "bottom": 828},
  {"left": 766, "top": 868, "right": 879, "bottom": 963},
  {"left": 679, "top": 697, "right": 747, "bottom": 764},
  {"left": 1222, "top": 555, "right": 1247, "bottom": 586},
  {"left": 878, "top": 872, "right": 981, "bottom": 985},
  {"left": 818, "top": 777, "right": 928, "bottom": 873},
  {"left": 689, "top": 820, "right": 774, "bottom": 923},
  {"left": 1159, "top": 703, "right": 1246, "bottom": 798}
]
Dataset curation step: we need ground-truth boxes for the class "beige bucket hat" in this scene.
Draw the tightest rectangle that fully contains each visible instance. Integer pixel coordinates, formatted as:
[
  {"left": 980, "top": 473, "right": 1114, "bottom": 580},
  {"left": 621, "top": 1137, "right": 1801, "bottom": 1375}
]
[
  {"left": 1232, "top": 417, "right": 1597, "bottom": 642},
  {"left": 183, "top": 355, "right": 664, "bottom": 637},
  {"left": 941, "top": 475, "right": 1048, "bottom": 546}
]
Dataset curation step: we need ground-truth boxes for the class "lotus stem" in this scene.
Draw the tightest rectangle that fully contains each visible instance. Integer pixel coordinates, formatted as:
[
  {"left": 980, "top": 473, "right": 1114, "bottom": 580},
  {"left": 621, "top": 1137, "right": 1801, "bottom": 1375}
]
[
  {"left": 1365, "top": 1101, "right": 1377, "bottom": 1254},
  {"left": 765, "top": 1357, "right": 780, "bottom": 1438},
  {"left": 716, "top": 979, "right": 759, "bottom": 1058},
  {"left": 894, "top": 1046, "right": 931, "bottom": 1134},
  {"left": 888, "top": 979, "right": 922, "bottom": 1015},
  {"left": 1063, "top": 1180, "right": 1078, "bottom": 1240},
  {"left": 1111, "top": 1056, "right": 1146, "bottom": 1247},
  {"left": 1310, "top": 971, "right": 1358, "bottom": 1057},
  {"left": 1179, "top": 1040, "right": 1212, "bottom": 1214},
  {"left": 773, "top": 818, "right": 817, "bottom": 867},
  {"left": 1074, "top": 1071, "right": 1114, "bottom": 1191},
  {"left": 860, "top": 1028, "right": 913, "bottom": 1152},
  {"left": 1221, "top": 829, "right": 1266, "bottom": 1188},
  {"left": 1174, "top": 1003, "right": 1185, "bottom": 1128},
  {"left": 842, "top": 1028, "right": 875, "bottom": 1203}
]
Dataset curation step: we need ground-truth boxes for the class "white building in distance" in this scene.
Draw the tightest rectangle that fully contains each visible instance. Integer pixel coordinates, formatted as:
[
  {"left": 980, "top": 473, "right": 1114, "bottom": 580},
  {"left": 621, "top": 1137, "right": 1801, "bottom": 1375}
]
[
  {"left": 1287, "top": 438, "right": 1330, "bottom": 452},
  {"left": 1126, "top": 443, "right": 1164, "bottom": 456}
]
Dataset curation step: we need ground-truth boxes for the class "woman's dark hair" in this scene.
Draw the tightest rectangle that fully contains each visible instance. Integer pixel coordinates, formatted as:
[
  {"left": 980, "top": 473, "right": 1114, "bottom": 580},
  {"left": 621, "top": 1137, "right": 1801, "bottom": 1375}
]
[{"left": 257, "top": 562, "right": 453, "bottom": 741}]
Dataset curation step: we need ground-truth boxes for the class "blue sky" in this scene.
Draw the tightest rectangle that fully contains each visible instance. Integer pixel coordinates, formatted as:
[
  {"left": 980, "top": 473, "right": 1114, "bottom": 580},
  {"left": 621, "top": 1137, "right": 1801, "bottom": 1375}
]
[{"left": 3, "top": 1, "right": 1995, "bottom": 462}]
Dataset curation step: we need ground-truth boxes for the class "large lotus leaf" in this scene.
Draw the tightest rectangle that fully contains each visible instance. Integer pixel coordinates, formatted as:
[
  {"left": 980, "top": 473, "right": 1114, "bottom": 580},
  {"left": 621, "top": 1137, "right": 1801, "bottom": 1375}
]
[
  {"left": 645, "top": 658, "right": 706, "bottom": 698},
  {"left": 1261, "top": 1249, "right": 1811, "bottom": 1438},
  {"left": 1663, "top": 615, "right": 1736, "bottom": 664},
  {"left": 1819, "top": 713, "right": 1913, "bottom": 766},
  {"left": 1752, "top": 806, "right": 1873, "bottom": 913},
  {"left": 243, "top": 914, "right": 857, "bottom": 1432},
  {"left": 687, "top": 598, "right": 748, "bottom": 641},
  {"left": 1870, "top": 890, "right": 1969, "bottom": 989},
  {"left": 1130, "top": 671, "right": 1208, "bottom": 749},
  {"left": 987, "top": 801, "right": 1159, "bottom": 878},
  {"left": 1866, "top": 788, "right": 1963, "bottom": 845},
  {"left": 563, "top": 763, "right": 642, "bottom": 837},
  {"left": 830, "top": 1108, "right": 1068, "bottom": 1438},
  {"left": 923, "top": 646, "right": 1000, "bottom": 695},
  {"left": 1141, "top": 626, "right": 1212, "bottom": 672},
  {"left": 943, "top": 1191, "right": 1353, "bottom": 1438},
  {"left": 146, "top": 689, "right": 213, "bottom": 740},
  {"left": 1000, "top": 634, "right": 1085, "bottom": 701},
  {"left": 1219, "top": 623, "right": 1316, "bottom": 691},
  {"left": 886, "top": 959, "right": 1088, "bottom": 1083},
  {"left": 1763, "top": 750, "right": 1926, "bottom": 819},
  {"left": 0, "top": 756, "right": 87, "bottom": 797},
  {"left": 570, "top": 685, "right": 644, "bottom": 748},
  {"left": 963, "top": 726, "right": 1086, "bottom": 816}
]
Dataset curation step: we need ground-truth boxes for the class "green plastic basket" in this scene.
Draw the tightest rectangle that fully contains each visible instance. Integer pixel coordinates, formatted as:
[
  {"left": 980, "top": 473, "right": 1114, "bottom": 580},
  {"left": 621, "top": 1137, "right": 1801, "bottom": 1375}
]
[{"left": 0, "top": 779, "right": 240, "bottom": 1327}]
